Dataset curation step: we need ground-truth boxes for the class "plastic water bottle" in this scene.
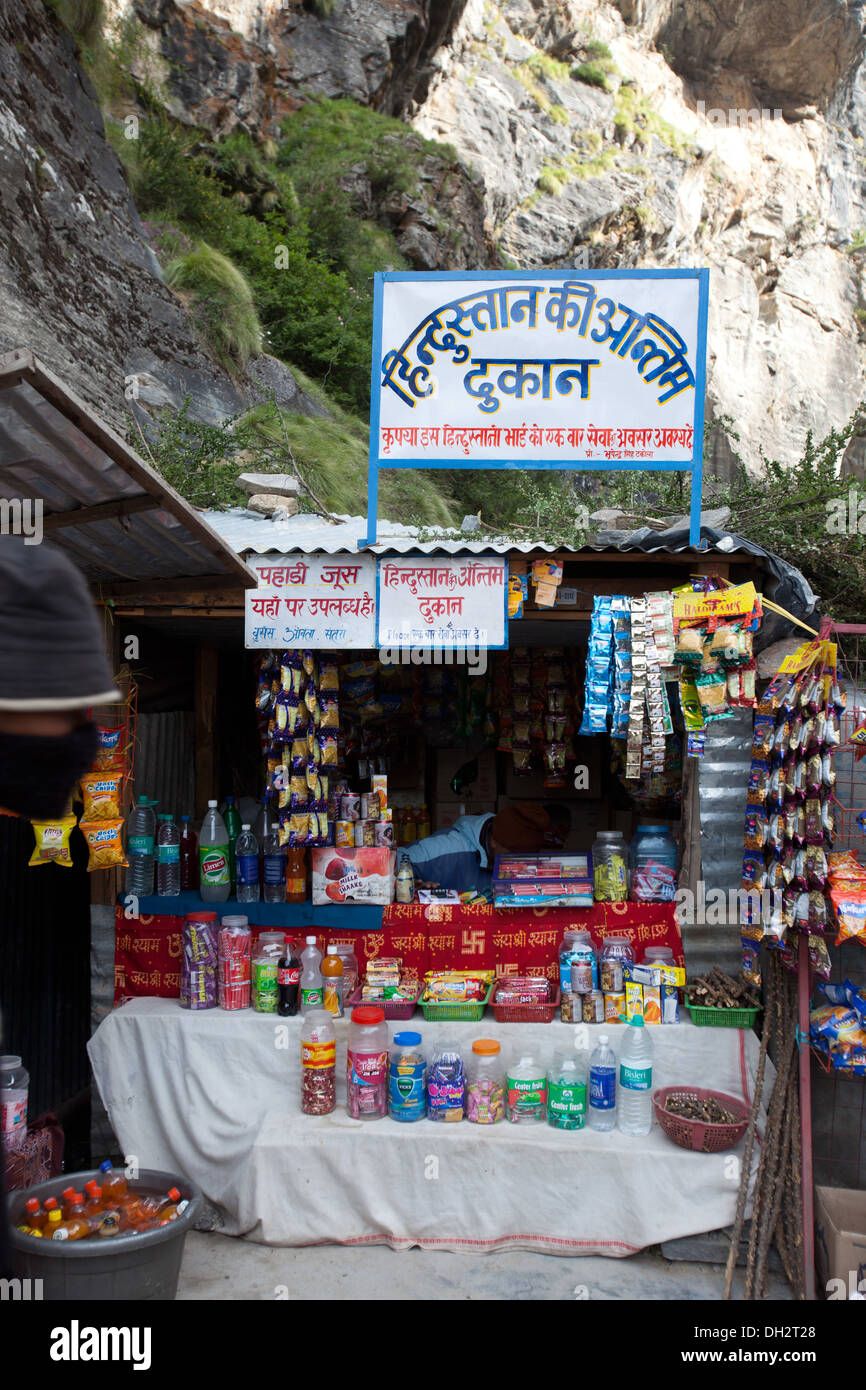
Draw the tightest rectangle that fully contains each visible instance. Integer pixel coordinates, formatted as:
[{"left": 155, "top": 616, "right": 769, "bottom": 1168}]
[
  {"left": 262, "top": 828, "right": 286, "bottom": 903},
  {"left": 156, "top": 813, "right": 181, "bottom": 896},
  {"left": 589, "top": 1033, "right": 617, "bottom": 1131},
  {"left": 125, "top": 795, "right": 156, "bottom": 897},
  {"left": 235, "top": 824, "right": 260, "bottom": 903},
  {"left": 199, "top": 800, "right": 231, "bottom": 903},
  {"left": 300, "top": 936, "right": 324, "bottom": 1013},
  {"left": 617, "top": 1014, "right": 654, "bottom": 1136}
]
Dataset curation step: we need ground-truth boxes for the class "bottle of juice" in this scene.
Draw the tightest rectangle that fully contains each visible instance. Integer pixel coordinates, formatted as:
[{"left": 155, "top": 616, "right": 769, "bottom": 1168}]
[
  {"left": 82, "top": 1181, "right": 105, "bottom": 1224},
  {"left": 24, "top": 1197, "right": 44, "bottom": 1231},
  {"left": 322, "top": 946, "right": 344, "bottom": 1019},
  {"left": 98, "top": 1159, "right": 128, "bottom": 1203},
  {"left": 417, "top": 804, "right": 431, "bottom": 840},
  {"left": 45, "top": 1210, "right": 64, "bottom": 1238},
  {"left": 285, "top": 846, "right": 306, "bottom": 903},
  {"left": 60, "top": 1185, "right": 77, "bottom": 1219},
  {"left": 51, "top": 1194, "right": 91, "bottom": 1241},
  {"left": 403, "top": 807, "right": 417, "bottom": 845}
]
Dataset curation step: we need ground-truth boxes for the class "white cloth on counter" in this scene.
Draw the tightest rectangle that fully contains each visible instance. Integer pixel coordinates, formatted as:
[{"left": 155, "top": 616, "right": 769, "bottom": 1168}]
[{"left": 88, "top": 1000, "right": 768, "bottom": 1256}]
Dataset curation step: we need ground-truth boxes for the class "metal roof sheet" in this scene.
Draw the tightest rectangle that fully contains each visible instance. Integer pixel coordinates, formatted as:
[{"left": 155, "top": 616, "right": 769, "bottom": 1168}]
[
  {"left": 0, "top": 349, "right": 257, "bottom": 592},
  {"left": 199, "top": 508, "right": 761, "bottom": 559}
]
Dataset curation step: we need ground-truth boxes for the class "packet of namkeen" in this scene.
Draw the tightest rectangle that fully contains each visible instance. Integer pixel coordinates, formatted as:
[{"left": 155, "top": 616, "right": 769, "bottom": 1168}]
[
  {"left": 80, "top": 773, "right": 123, "bottom": 821},
  {"left": 79, "top": 818, "right": 127, "bottom": 871},
  {"left": 93, "top": 724, "right": 126, "bottom": 773},
  {"left": 29, "top": 815, "right": 77, "bottom": 867}
]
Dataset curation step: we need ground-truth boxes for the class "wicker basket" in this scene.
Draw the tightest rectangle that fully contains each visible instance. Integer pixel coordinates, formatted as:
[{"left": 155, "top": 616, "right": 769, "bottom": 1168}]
[
  {"left": 684, "top": 1000, "right": 761, "bottom": 1029},
  {"left": 492, "top": 985, "right": 560, "bottom": 1024},
  {"left": 419, "top": 982, "right": 494, "bottom": 1023},
  {"left": 653, "top": 1086, "right": 750, "bottom": 1153},
  {"left": 345, "top": 984, "right": 421, "bottom": 1021}
]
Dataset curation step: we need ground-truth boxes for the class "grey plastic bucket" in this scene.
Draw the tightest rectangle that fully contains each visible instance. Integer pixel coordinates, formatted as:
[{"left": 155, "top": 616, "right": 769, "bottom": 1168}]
[{"left": 8, "top": 1168, "right": 202, "bottom": 1300}]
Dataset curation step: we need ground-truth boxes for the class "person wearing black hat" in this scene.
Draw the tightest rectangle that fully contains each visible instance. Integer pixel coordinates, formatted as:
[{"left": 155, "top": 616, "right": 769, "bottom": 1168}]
[
  {"left": 0, "top": 538, "right": 118, "bottom": 1275},
  {"left": 0, "top": 538, "right": 118, "bottom": 819}
]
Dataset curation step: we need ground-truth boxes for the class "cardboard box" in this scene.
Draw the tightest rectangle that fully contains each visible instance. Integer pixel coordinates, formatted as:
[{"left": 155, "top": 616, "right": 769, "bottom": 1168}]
[
  {"left": 311, "top": 847, "right": 395, "bottom": 906},
  {"left": 815, "top": 1186, "right": 866, "bottom": 1297},
  {"left": 435, "top": 747, "right": 496, "bottom": 803}
]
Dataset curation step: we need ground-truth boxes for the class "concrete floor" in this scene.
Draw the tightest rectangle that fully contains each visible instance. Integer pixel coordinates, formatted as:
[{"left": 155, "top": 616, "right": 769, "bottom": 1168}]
[{"left": 177, "top": 1231, "right": 793, "bottom": 1300}]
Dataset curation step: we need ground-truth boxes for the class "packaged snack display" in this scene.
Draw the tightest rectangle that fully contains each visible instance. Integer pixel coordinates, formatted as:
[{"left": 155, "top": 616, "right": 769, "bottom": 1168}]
[
  {"left": 80, "top": 819, "right": 126, "bottom": 872},
  {"left": 28, "top": 815, "right": 76, "bottom": 867}
]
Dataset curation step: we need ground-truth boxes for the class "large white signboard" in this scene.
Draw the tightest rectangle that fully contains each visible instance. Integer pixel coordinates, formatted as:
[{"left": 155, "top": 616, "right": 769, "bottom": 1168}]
[
  {"left": 245, "top": 554, "right": 377, "bottom": 649},
  {"left": 377, "top": 556, "right": 508, "bottom": 649},
  {"left": 373, "top": 271, "right": 706, "bottom": 466}
]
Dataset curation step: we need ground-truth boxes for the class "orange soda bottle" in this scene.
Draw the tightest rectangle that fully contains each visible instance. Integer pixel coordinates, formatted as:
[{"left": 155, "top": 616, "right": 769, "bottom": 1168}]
[
  {"left": 24, "top": 1197, "right": 44, "bottom": 1231},
  {"left": 82, "top": 1181, "right": 105, "bottom": 1223},
  {"left": 52, "top": 1194, "right": 91, "bottom": 1241},
  {"left": 98, "top": 1159, "right": 128, "bottom": 1202},
  {"left": 46, "top": 1209, "right": 64, "bottom": 1238}
]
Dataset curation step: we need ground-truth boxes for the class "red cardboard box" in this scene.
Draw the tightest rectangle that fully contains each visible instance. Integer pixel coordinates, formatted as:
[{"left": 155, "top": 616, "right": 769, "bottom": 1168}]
[{"left": 311, "top": 848, "right": 395, "bottom": 905}]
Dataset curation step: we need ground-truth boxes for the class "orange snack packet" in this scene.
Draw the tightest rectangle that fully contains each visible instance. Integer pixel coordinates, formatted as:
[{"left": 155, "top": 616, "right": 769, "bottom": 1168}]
[{"left": 79, "top": 818, "right": 127, "bottom": 872}]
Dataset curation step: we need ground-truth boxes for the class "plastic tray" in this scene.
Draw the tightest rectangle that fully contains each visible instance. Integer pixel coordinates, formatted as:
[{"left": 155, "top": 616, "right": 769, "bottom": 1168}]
[
  {"left": 419, "top": 982, "right": 494, "bottom": 1023},
  {"left": 684, "top": 1000, "right": 761, "bottom": 1028},
  {"left": 345, "top": 983, "right": 421, "bottom": 1020},
  {"left": 492, "top": 985, "right": 560, "bottom": 1024},
  {"left": 653, "top": 1087, "right": 750, "bottom": 1153}
]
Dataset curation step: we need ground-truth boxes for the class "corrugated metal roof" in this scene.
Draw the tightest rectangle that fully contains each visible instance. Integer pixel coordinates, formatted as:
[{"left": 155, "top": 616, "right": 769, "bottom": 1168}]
[
  {"left": 0, "top": 349, "right": 256, "bottom": 592},
  {"left": 200, "top": 508, "right": 764, "bottom": 559}
]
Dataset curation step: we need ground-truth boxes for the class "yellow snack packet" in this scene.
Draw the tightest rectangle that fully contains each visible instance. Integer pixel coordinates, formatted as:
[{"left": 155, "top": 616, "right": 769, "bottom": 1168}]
[
  {"left": 29, "top": 816, "right": 76, "bottom": 867},
  {"left": 79, "top": 818, "right": 127, "bottom": 871},
  {"left": 80, "top": 773, "right": 123, "bottom": 821}
]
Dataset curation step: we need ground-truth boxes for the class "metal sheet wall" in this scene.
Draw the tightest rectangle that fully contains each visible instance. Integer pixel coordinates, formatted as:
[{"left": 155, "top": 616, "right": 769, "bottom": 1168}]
[{"left": 133, "top": 712, "right": 196, "bottom": 821}]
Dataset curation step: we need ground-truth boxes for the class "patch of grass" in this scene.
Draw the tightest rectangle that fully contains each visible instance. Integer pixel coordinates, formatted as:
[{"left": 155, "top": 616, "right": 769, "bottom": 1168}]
[
  {"left": 615, "top": 83, "right": 691, "bottom": 157},
  {"left": 537, "top": 168, "right": 564, "bottom": 196},
  {"left": 585, "top": 40, "right": 612, "bottom": 61},
  {"left": 309, "top": 0, "right": 338, "bottom": 15},
  {"left": 44, "top": 0, "right": 105, "bottom": 47},
  {"left": 164, "top": 241, "right": 263, "bottom": 372},
  {"left": 549, "top": 104, "right": 569, "bottom": 125},
  {"left": 571, "top": 63, "right": 609, "bottom": 90},
  {"left": 848, "top": 229, "right": 866, "bottom": 253},
  {"left": 525, "top": 52, "right": 571, "bottom": 84}
]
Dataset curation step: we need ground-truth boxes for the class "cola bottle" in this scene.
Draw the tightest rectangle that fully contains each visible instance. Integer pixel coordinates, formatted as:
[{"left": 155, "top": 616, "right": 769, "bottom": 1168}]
[{"left": 278, "top": 939, "right": 302, "bottom": 1017}]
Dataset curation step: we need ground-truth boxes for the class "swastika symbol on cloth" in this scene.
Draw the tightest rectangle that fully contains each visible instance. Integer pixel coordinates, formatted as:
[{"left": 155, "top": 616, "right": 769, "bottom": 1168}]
[{"left": 461, "top": 929, "right": 486, "bottom": 954}]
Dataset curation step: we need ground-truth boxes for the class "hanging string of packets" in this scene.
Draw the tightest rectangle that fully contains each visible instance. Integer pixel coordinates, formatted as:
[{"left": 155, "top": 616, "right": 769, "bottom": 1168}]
[{"left": 580, "top": 592, "right": 676, "bottom": 780}]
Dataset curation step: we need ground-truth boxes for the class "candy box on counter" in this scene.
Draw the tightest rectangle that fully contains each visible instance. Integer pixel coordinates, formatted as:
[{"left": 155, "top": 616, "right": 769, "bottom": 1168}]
[{"left": 311, "top": 848, "right": 395, "bottom": 905}]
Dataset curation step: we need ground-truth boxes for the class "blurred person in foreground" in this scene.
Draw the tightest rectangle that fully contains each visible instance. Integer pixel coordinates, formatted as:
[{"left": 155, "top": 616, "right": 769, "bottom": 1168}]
[{"left": 0, "top": 538, "right": 118, "bottom": 1275}]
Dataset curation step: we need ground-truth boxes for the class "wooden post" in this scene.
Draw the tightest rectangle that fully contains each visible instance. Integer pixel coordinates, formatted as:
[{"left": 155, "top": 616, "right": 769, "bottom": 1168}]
[{"left": 194, "top": 646, "right": 219, "bottom": 819}]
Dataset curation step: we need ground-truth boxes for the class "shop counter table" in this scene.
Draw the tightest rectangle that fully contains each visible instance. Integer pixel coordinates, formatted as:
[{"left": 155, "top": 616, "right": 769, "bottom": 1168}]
[{"left": 89, "top": 1001, "right": 767, "bottom": 1257}]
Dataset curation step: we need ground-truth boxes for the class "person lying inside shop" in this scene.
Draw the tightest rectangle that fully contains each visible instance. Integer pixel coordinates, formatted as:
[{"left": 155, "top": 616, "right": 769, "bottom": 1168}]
[{"left": 405, "top": 802, "right": 570, "bottom": 896}]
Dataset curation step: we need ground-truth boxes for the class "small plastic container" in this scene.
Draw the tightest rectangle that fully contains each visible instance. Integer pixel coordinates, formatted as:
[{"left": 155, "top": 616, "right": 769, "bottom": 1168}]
[
  {"left": 466, "top": 1040, "right": 505, "bottom": 1124},
  {"left": 251, "top": 932, "right": 286, "bottom": 1014},
  {"left": 600, "top": 935, "right": 635, "bottom": 993},
  {"left": 592, "top": 830, "right": 629, "bottom": 902},
  {"left": 427, "top": 1044, "right": 466, "bottom": 1122},
  {"left": 629, "top": 825, "right": 678, "bottom": 903},
  {"left": 301, "top": 1010, "right": 336, "bottom": 1116},
  {"left": 643, "top": 946, "right": 675, "bottom": 966},
  {"left": 559, "top": 928, "right": 597, "bottom": 993},
  {"left": 506, "top": 1053, "right": 547, "bottom": 1123},
  {"left": 388, "top": 1031, "right": 426, "bottom": 1122},
  {"left": 335, "top": 944, "right": 359, "bottom": 1000},
  {"left": 347, "top": 1007, "right": 389, "bottom": 1121}
]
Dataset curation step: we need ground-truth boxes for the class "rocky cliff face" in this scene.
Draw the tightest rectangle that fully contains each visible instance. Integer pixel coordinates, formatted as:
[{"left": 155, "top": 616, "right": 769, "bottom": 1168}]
[
  {"left": 411, "top": 0, "right": 866, "bottom": 476},
  {"left": 6, "top": 0, "right": 866, "bottom": 477},
  {"left": 0, "top": 4, "right": 320, "bottom": 434}
]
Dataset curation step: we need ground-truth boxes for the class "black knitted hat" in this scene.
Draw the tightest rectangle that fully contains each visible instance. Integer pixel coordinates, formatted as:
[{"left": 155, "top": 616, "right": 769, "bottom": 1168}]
[{"left": 0, "top": 538, "right": 118, "bottom": 710}]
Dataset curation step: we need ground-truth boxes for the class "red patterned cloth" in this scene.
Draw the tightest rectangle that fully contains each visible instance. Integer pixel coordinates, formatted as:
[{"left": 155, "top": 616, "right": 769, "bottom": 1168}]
[{"left": 114, "top": 902, "right": 682, "bottom": 1004}]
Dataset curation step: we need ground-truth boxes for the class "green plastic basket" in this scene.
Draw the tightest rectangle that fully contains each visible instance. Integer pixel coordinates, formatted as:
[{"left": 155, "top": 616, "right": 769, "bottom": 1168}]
[
  {"left": 420, "top": 982, "right": 494, "bottom": 1023},
  {"left": 684, "top": 1000, "right": 761, "bottom": 1029}
]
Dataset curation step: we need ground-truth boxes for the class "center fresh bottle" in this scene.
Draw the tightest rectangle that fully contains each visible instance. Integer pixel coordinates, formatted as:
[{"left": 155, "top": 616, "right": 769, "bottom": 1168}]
[
  {"left": 618, "top": 1014, "right": 654, "bottom": 1136},
  {"left": 547, "top": 1047, "right": 588, "bottom": 1130},
  {"left": 199, "top": 800, "right": 231, "bottom": 903},
  {"left": 589, "top": 1033, "right": 617, "bottom": 1131},
  {"left": 506, "top": 1052, "right": 547, "bottom": 1123}
]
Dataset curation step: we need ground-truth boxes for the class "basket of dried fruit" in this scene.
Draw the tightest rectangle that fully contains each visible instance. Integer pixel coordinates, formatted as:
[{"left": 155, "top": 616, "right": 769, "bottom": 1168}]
[
  {"left": 653, "top": 1087, "right": 750, "bottom": 1153},
  {"left": 683, "top": 967, "right": 762, "bottom": 1028}
]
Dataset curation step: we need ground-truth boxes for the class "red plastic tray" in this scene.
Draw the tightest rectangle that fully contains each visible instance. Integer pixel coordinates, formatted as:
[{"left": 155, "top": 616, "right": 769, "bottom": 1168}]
[{"left": 491, "top": 986, "right": 560, "bottom": 1024}]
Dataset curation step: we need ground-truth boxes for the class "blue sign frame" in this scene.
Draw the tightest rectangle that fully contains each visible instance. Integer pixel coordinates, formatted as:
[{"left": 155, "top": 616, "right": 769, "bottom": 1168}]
[{"left": 360, "top": 268, "right": 710, "bottom": 550}]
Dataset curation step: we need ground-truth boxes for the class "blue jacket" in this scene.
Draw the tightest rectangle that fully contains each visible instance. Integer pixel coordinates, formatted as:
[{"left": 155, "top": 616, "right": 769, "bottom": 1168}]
[{"left": 404, "top": 814, "right": 495, "bottom": 894}]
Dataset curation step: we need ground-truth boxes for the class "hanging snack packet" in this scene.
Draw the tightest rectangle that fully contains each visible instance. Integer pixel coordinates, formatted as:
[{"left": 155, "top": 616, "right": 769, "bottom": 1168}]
[
  {"left": 80, "top": 773, "right": 123, "bottom": 822},
  {"left": 741, "top": 924, "right": 763, "bottom": 987},
  {"left": 93, "top": 725, "right": 126, "bottom": 773},
  {"left": 29, "top": 815, "right": 77, "bottom": 867},
  {"left": 747, "top": 758, "right": 770, "bottom": 804},
  {"left": 696, "top": 672, "right": 731, "bottom": 722},
  {"left": 79, "top": 819, "right": 127, "bottom": 872}
]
